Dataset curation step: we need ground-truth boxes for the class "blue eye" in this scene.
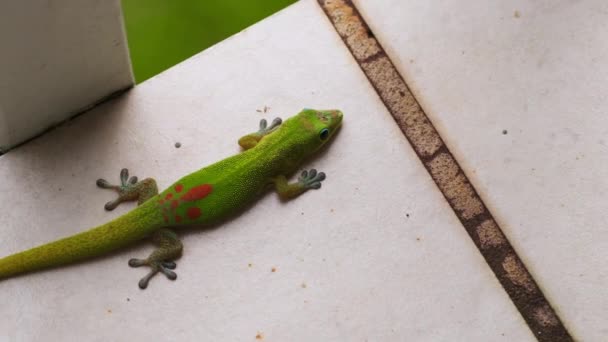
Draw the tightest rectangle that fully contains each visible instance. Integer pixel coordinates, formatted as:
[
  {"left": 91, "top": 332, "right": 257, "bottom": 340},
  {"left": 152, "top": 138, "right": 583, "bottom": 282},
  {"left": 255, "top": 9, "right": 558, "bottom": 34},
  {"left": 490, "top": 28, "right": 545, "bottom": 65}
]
[{"left": 319, "top": 128, "right": 330, "bottom": 140}]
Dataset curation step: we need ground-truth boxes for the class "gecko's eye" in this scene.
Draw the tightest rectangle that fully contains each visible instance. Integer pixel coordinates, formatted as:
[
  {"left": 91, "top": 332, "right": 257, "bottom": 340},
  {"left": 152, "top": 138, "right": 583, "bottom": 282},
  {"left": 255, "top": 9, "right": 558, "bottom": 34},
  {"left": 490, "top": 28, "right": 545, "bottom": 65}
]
[{"left": 319, "top": 128, "right": 330, "bottom": 140}]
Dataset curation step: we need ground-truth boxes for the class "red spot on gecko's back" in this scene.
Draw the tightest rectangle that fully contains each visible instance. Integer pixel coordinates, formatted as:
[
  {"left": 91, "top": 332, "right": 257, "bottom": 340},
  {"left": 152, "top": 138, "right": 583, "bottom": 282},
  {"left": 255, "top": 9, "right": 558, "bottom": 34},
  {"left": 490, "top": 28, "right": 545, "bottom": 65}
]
[
  {"left": 187, "top": 207, "right": 202, "bottom": 220},
  {"left": 175, "top": 184, "right": 184, "bottom": 193},
  {"left": 171, "top": 200, "right": 179, "bottom": 209},
  {"left": 165, "top": 193, "right": 173, "bottom": 200},
  {"left": 181, "top": 184, "right": 213, "bottom": 202}
]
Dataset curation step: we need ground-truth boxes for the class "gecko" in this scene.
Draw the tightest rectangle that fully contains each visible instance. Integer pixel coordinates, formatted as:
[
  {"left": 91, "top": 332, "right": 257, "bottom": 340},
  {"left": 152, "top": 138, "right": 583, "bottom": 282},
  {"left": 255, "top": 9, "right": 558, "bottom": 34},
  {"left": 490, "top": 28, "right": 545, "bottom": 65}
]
[{"left": 0, "top": 108, "right": 343, "bottom": 289}]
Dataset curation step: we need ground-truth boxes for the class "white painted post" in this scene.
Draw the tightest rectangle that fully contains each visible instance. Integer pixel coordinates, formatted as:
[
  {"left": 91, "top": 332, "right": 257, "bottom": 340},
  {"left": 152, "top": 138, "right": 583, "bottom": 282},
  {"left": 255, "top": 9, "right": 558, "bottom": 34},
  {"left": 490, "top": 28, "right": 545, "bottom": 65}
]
[{"left": 0, "top": 0, "right": 133, "bottom": 152}]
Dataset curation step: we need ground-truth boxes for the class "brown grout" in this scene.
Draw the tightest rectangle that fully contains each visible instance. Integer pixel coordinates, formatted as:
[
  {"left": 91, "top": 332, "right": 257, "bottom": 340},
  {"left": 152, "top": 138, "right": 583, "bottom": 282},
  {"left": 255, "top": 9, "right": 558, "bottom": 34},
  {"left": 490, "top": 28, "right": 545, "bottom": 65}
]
[{"left": 316, "top": 0, "right": 573, "bottom": 341}]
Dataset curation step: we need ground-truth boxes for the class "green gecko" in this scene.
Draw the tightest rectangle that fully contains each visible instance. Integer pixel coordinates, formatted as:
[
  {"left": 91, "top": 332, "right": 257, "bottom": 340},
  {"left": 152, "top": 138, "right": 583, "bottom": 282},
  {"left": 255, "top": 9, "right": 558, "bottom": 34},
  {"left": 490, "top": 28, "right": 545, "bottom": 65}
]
[{"left": 0, "top": 109, "right": 343, "bottom": 289}]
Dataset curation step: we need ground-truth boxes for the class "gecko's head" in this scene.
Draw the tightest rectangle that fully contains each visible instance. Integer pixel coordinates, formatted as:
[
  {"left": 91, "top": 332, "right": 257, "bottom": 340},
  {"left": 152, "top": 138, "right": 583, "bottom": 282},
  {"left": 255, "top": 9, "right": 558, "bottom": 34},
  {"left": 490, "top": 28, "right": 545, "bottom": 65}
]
[{"left": 294, "top": 108, "right": 343, "bottom": 152}]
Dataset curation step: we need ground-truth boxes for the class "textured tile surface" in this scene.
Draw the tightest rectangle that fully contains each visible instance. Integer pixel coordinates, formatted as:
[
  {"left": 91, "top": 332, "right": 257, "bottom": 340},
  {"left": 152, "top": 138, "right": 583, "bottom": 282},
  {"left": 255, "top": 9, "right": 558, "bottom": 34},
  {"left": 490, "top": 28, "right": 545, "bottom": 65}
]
[
  {"left": 0, "top": 1, "right": 532, "bottom": 341},
  {"left": 354, "top": 0, "right": 608, "bottom": 340}
]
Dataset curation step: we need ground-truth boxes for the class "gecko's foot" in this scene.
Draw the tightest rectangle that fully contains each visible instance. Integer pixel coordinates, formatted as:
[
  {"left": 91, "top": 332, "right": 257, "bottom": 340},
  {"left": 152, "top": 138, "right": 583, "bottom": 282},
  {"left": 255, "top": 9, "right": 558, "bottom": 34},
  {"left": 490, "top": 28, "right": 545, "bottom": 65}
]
[
  {"left": 96, "top": 168, "right": 140, "bottom": 210},
  {"left": 298, "top": 169, "right": 326, "bottom": 190},
  {"left": 128, "top": 258, "right": 178, "bottom": 289},
  {"left": 258, "top": 117, "right": 282, "bottom": 135}
]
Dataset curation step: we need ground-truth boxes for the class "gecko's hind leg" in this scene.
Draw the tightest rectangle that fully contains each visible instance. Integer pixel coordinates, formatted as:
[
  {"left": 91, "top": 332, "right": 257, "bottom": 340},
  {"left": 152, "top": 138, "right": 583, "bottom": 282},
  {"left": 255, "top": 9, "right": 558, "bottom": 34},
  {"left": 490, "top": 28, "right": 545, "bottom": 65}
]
[
  {"left": 128, "top": 229, "right": 183, "bottom": 289},
  {"left": 96, "top": 168, "right": 158, "bottom": 210}
]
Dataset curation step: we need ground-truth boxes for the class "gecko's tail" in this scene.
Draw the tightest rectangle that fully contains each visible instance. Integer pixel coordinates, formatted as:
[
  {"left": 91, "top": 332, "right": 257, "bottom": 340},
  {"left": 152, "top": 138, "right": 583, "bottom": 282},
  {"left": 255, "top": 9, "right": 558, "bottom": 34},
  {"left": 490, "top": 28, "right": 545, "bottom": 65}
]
[{"left": 0, "top": 202, "right": 162, "bottom": 280}]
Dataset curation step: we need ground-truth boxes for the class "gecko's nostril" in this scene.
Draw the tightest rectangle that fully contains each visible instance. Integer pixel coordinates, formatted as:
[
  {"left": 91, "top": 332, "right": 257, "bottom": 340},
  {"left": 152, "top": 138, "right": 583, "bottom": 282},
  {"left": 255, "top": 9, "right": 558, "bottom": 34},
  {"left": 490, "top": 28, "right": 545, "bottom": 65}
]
[{"left": 329, "top": 110, "right": 343, "bottom": 124}]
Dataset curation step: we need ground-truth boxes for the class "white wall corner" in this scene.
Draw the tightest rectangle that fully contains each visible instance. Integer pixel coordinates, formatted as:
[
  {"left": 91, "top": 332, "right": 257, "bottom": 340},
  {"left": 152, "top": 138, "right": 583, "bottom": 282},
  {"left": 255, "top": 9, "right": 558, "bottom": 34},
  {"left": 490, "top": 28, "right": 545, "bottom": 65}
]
[{"left": 0, "top": 0, "right": 134, "bottom": 152}]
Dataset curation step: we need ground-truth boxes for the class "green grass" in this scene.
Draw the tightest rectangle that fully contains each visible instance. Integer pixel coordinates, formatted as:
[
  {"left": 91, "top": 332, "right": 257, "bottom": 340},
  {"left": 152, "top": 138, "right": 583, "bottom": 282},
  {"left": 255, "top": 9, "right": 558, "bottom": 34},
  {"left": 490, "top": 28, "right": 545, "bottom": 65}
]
[{"left": 121, "top": 0, "right": 296, "bottom": 83}]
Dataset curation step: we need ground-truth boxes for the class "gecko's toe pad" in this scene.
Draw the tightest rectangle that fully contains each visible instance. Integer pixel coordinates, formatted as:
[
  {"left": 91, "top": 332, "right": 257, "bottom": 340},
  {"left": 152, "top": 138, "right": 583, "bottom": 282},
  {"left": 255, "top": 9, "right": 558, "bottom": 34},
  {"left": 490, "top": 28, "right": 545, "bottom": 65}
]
[
  {"left": 258, "top": 117, "right": 282, "bottom": 134},
  {"left": 97, "top": 168, "right": 143, "bottom": 211},
  {"left": 96, "top": 179, "right": 112, "bottom": 188},
  {"left": 298, "top": 169, "right": 326, "bottom": 190},
  {"left": 129, "top": 258, "right": 179, "bottom": 289}
]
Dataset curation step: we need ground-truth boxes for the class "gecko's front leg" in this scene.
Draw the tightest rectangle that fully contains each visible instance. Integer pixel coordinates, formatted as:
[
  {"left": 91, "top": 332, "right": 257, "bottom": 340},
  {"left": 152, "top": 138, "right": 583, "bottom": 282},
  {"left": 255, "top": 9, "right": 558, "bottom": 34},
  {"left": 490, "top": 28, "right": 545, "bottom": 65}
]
[
  {"left": 238, "top": 117, "right": 282, "bottom": 150},
  {"left": 273, "top": 168, "right": 326, "bottom": 200}
]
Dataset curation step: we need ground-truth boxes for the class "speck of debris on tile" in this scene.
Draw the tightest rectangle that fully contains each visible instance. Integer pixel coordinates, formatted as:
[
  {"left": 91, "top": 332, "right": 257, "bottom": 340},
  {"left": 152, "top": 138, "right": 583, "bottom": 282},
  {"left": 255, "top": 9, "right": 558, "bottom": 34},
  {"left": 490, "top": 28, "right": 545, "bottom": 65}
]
[
  {"left": 126, "top": 298, "right": 130, "bottom": 302},
  {"left": 514, "top": 10, "right": 521, "bottom": 18},
  {"left": 330, "top": 208, "right": 335, "bottom": 213},
  {"left": 107, "top": 309, "right": 112, "bottom": 314},
  {"left": 174, "top": 142, "right": 182, "bottom": 148},
  {"left": 248, "top": 263, "right": 253, "bottom": 268},
  {"left": 409, "top": 59, "right": 414, "bottom": 63},
  {"left": 406, "top": 213, "right": 410, "bottom": 218},
  {"left": 416, "top": 237, "right": 421, "bottom": 241},
  {"left": 301, "top": 283, "right": 307, "bottom": 288},
  {"left": 58, "top": 188, "right": 62, "bottom": 191},
  {"left": 502, "top": 129, "right": 508, "bottom": 135},
  {"left": 271, "top": 267, "right": 277, "bottom": 273},
  {"left": 301, "top": 212, "right": 304, "bottom": 215},
  {"left": 256, "top": 106, "right": 270, "bottom": 113},
  {"left": 255, "top": 332, "right": 264, "bottom": 340}
]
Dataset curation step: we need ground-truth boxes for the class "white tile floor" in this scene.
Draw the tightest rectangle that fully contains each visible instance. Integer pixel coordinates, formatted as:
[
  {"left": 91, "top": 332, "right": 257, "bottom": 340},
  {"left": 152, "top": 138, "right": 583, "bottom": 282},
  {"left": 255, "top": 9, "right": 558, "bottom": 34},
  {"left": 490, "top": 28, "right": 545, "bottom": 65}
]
[
  {"left": 354, "top": 0, "right": 608, "bottom": 340},
  {"left": 0, "top": 1, "right": 535, "bottom": 341}
]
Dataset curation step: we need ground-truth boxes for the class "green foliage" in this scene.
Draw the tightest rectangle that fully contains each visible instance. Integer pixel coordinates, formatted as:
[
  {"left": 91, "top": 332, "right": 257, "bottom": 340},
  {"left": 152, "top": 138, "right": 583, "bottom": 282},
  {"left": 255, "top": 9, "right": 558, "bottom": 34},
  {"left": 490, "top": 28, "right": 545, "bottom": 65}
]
[{"left": 121, "top": 0, "right": 296, "bottom": 83}]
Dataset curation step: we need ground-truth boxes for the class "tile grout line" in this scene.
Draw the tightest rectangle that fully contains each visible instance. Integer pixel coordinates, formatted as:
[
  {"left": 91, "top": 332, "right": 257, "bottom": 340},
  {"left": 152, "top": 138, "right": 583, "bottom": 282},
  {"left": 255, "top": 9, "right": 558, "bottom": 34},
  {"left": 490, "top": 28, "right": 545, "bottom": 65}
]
[{"left": 316, "top": 1, "right": 573, "bottom": 341}]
